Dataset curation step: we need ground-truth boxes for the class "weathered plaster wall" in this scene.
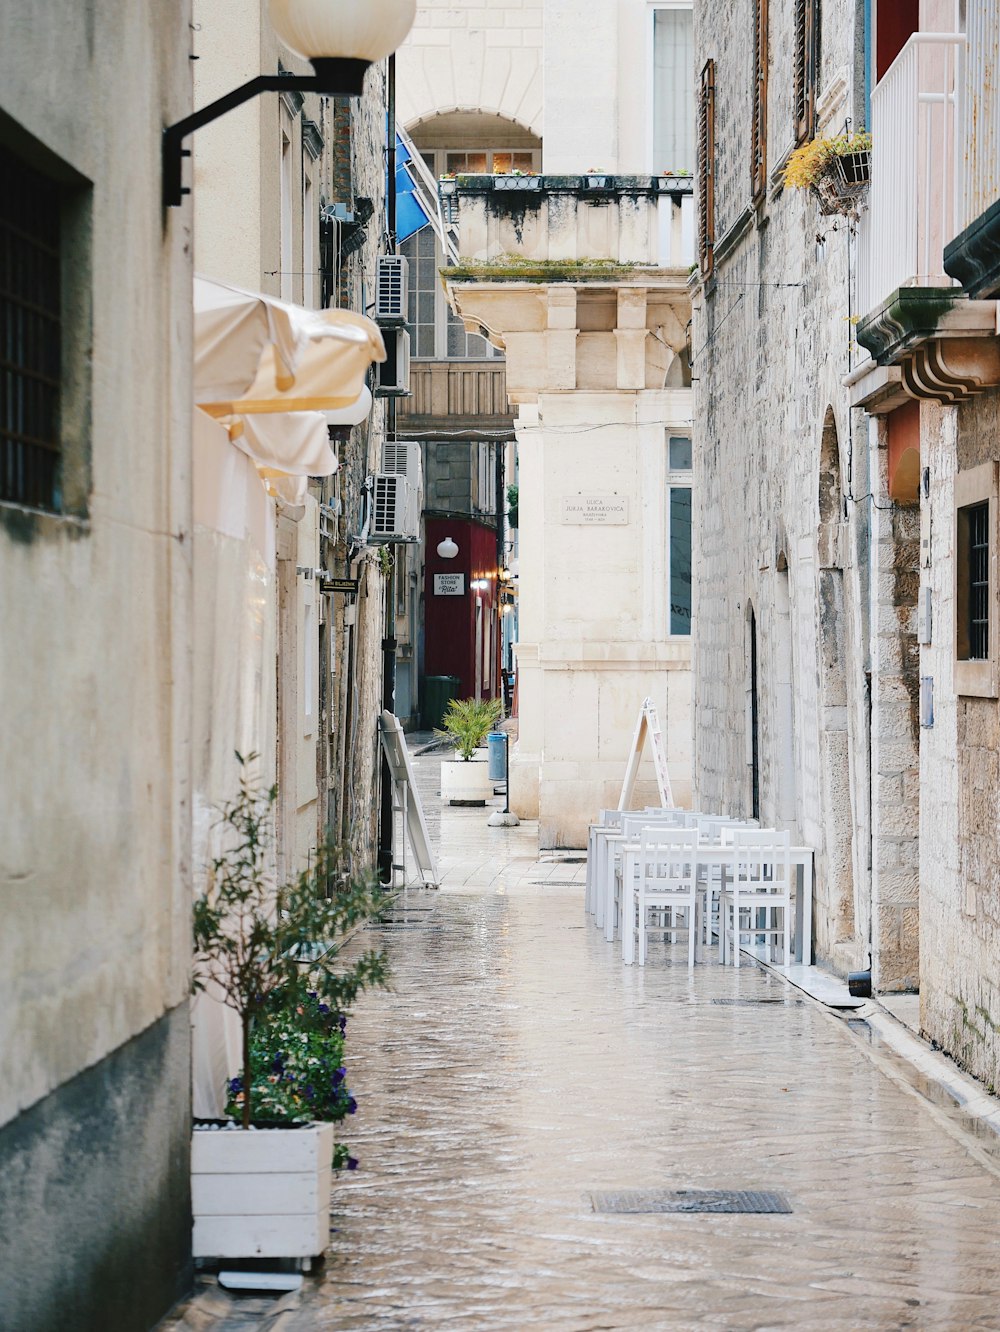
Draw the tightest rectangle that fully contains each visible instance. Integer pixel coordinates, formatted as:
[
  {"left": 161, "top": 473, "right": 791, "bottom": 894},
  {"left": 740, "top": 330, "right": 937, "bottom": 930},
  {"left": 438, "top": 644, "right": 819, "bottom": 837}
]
[
  {"left": 0, "top": 0, "right": 194, "bottom": 1324},
  {"left": 921, "top": 395, "right": 1000, "bottom": 1089}
]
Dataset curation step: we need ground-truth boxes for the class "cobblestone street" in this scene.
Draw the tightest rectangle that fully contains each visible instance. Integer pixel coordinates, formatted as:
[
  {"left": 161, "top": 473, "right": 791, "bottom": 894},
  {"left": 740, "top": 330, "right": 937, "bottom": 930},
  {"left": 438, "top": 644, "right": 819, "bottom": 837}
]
[{"left": 241, "top": 747, "right": 1000, "bottom": 1331}]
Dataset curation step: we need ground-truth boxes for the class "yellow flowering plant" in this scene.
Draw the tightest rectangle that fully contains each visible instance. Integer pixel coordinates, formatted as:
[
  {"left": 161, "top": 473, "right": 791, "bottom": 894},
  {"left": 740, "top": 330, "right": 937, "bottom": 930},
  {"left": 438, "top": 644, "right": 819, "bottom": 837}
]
[{"left": 784, "top": 129, "right": 872, "bottom": 190}]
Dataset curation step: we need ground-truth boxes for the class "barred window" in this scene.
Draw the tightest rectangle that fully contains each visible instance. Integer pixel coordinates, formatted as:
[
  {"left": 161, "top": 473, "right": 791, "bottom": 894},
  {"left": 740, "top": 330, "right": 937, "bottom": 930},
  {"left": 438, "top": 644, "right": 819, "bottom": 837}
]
[
  {"left": 751, "top": 0, "right": 769, "bottom": 203},
  {"left": 1, "top": 143, "right": 62, "bottom": 510},
  {"left": 697, "top": 59, "right": 716, "bottom": 279},
  {"left": 794, "top": 0, "right": 821, "bottom": 145}
]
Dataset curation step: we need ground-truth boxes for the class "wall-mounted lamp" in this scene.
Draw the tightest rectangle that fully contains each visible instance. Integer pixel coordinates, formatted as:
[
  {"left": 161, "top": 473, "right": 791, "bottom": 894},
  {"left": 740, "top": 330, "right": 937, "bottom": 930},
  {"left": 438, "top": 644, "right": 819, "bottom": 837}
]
[
  {"left": 163, "top": 0, "right": 416, "bottom": 206},
  {"left": 436, "top": 535, "right": 459, "bottom": 559},
  {"left": 470, "top": 579, "right": 490, "bottom": 592}
]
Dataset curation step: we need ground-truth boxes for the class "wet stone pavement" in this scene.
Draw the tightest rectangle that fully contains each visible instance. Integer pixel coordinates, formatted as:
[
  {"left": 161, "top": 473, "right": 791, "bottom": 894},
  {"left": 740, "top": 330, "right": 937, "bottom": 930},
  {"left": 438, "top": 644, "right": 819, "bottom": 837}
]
[{"left": 178, "top": 745, "right": 1000, "bottom": 1330}]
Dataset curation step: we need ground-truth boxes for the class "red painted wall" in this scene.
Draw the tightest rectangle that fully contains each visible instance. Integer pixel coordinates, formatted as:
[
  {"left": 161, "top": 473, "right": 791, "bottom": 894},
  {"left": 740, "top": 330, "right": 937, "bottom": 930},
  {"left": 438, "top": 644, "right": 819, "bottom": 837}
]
[
  {"left": 875, "top": 0, "right": 918, "bottom": 81},
  {"left": 424, "top": 517, "right": 499, "bottom": 701}
]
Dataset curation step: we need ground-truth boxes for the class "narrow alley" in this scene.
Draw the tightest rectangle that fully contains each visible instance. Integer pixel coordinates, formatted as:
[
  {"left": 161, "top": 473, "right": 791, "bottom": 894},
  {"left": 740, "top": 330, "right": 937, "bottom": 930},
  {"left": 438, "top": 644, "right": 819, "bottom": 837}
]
[{"left": 245, "top": 748, "right": 1000, "bottom": 1330}]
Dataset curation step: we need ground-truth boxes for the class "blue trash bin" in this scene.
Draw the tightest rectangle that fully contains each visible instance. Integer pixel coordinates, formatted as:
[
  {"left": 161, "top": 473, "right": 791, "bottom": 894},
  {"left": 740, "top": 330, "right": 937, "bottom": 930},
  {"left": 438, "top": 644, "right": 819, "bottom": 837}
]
[{"left": 487, "top": 731, "right": 507, "bottom": 782}]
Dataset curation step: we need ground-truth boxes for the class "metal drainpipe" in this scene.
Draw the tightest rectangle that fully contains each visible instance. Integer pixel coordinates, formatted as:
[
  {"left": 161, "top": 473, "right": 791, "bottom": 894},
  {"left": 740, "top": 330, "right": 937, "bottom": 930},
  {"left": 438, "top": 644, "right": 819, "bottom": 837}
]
[{"left": 377, "top": 52, "right": 398, "bottom": 886}]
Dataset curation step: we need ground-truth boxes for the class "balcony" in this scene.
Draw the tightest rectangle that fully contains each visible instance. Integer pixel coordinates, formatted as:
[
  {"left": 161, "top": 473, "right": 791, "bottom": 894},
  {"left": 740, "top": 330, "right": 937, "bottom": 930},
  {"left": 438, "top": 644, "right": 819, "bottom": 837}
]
[
  {"left": 397, "top": 361, "right": 514, "bottom": 436},
  {"left": 447, "top": 174, "right": 695, "bottom": 271},
  {"left": 857, "top": 32, "right": 965, "bottom": 326}
]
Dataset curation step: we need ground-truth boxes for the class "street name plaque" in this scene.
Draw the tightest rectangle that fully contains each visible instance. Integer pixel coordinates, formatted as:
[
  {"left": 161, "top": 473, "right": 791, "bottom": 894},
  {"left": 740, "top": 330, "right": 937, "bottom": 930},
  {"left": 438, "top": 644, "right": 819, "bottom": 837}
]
[{"left": 561, "top": 494, "right": 629, "bottom": 525}]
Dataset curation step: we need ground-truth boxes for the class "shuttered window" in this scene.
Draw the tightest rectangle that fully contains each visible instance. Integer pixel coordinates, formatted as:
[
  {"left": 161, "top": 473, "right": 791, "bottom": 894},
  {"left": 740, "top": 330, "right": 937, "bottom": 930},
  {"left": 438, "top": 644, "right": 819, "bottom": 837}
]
[
  {"left": 751, "top": 0, "right": 769, "bottom": 202},
  {"left": 794, "top": 0, "right": 821, "bottom": 145},
  {"left": 697, "top": 59, "right": 716, "bottom": 279}
]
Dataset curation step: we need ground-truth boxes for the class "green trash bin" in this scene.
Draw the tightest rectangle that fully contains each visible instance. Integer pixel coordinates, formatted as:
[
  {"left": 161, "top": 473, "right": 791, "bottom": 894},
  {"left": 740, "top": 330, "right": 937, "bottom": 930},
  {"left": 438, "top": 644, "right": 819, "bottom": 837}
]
[{"left": 422, "top": 675, "right": 461, "bottom": 731}]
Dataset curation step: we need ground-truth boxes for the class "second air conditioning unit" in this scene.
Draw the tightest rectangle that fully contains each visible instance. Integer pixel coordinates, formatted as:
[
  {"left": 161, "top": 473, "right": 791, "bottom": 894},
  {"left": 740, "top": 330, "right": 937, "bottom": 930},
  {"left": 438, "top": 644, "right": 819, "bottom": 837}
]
[
  {"left": 375, "top": 327, "right": 410, "bottom": 397},
  {"left": 381, "top": 440, "right": 422, "bottom": 536},
  {"left": 375, "top": 254, "right": 408, "bottom": 324},
  {"left": 369, "top": 472, "right": 418, "bottom": 543}
]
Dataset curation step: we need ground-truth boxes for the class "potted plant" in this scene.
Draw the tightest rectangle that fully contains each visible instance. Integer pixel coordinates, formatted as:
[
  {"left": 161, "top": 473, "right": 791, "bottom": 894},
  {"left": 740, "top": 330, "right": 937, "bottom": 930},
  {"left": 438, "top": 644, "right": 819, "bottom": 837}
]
[
  {"left": 191, "top": 756, "right": 388, "bottom": 1263},
  {"left": 437, "top": 697, "right": 503, "bottom": 805},
  {"left": 783, "top": 129, "right": 872, "bottom": 218}
]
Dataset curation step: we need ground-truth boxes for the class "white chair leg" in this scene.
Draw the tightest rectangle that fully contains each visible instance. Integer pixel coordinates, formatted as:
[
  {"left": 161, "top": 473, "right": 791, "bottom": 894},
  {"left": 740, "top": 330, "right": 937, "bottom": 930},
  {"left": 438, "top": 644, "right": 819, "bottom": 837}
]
[{"left": 688, "top": 901, "right": 696, "bottom": 968}]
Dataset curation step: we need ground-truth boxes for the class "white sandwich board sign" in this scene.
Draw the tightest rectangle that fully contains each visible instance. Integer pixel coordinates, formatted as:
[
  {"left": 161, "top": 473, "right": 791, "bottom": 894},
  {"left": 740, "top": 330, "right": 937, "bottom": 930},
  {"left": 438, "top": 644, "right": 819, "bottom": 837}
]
[
  {"left": 617, "top": 697, "right": 674, "bottom": 810},
  {"left": 379, "top": 711, "right": 441, "bottom": 888}
]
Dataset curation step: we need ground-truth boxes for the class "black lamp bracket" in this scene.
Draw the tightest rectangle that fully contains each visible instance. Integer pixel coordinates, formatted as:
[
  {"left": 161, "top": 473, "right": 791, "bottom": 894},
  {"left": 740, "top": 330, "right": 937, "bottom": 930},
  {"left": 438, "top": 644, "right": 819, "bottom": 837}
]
[{"left": 163, "top": 58, "right": 369, "bottom": 207}]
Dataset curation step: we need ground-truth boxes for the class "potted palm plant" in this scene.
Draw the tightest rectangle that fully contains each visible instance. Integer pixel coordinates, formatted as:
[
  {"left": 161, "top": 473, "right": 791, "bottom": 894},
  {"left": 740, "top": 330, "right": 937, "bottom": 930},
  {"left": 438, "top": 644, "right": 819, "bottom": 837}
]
[
  {"left": 437, "top": 697, "right": 503, "bottom": 805},
  {"left": 191, "top": 756, "right": 388, "bottom": 1263}
]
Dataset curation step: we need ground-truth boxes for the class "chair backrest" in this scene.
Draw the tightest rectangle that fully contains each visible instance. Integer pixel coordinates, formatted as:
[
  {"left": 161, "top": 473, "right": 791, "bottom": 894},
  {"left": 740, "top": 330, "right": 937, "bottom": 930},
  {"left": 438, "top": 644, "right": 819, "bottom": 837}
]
[
  {"left": 622, "top": 809, "right": 688, "bottom": 840},
  {"left": 692, "top": 814, "right": 745, "bottom": 841},
  {"left": 731, "top": 827, "right": 791, "bottom": 889},
  {"left": 638, "top": 826, "right": 699, "bottom": 890},
  {"left": 597, "top": 808, "right": 623, "bottom": 829}
]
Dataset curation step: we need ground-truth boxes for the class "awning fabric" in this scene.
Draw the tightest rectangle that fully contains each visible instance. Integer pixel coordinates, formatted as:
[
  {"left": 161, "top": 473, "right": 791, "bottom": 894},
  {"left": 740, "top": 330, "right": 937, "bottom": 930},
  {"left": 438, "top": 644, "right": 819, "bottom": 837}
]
[
  {"left": 193, "top": 277, "right": 380, "bottom": 481},
  {"left": 395, "top": 133, "right": 432, "bottom": 243},
  {"left": 230, "top": 411, "right": 338, "bottom": 478}
]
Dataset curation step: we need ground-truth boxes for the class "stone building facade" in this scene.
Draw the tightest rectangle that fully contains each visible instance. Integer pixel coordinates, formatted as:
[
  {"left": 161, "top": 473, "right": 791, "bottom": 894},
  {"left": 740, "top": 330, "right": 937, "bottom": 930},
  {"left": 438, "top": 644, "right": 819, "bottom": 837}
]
[
  {"left": 695, "top": 0, "right": 1000, "bottom": 1089},
  {"left": 0, "top": 4, "right": 194, "bottom": 1327}
]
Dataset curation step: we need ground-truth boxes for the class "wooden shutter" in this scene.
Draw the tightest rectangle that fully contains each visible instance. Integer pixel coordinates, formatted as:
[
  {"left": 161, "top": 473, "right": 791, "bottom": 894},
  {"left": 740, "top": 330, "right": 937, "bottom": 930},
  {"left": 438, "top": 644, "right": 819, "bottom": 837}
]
[
  {"left": 698, "top": 59, "right": 716, "bottom": 279},
  {"left": 794, "top": 0, "right": 821, "bottom": 145},
  {"left": 751, "top": 0, "right": 769, "bottom": 202}
]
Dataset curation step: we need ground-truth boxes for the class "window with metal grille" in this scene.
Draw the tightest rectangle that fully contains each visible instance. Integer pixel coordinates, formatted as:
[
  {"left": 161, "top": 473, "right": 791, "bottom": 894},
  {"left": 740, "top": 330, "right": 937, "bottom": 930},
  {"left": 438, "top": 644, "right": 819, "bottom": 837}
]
[
  {"left": 968, "top": 501, "right": 989, "bottom": 659},
  {"left": 1, "top": 143, "right": 62, "bottom": 511},
  {"left": 793, "top": 0, "right": 821, "bottom": 145},
  {"left": 751, "top": 0, "right": 769, "bottom": 203},
  {"left": 697, "top": 59, "right": 716, "bottom": 279}
]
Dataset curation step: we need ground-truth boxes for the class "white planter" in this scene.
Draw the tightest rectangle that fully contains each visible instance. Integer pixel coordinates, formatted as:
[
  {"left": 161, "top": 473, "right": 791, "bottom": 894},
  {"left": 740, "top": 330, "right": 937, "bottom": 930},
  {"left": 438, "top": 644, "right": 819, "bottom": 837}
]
[
  {"left": 440, "top": 754, "right": 491, "bottom": 806},
  {"left": 191, "top": 1121, "right": 334, "bottom": 1261}
]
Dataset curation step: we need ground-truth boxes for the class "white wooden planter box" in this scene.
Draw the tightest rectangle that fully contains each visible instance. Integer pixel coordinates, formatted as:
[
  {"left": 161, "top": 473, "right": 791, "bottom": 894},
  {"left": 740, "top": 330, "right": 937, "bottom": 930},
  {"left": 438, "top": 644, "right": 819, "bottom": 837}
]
[
  {"left": 440, "top": 754, "right": 491, "bottom": 806},
  {"left": 192, "top": 1121, "right": 334, "bottom": 1261}
]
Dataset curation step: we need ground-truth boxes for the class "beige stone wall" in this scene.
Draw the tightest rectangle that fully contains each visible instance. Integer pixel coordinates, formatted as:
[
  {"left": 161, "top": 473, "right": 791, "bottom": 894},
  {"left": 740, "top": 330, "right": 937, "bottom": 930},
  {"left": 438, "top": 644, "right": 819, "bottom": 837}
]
[
  {"left": 0, "top": 0, "right": 193, "bottom": 1125},
  {"left": 921, "top": 395, "right": 1000, "bottom": 1089}
]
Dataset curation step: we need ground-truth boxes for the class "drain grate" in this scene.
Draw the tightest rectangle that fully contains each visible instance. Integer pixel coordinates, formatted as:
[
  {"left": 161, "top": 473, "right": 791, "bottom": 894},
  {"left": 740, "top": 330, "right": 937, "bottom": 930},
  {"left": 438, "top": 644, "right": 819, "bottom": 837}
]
[
  {"left": 590, "top": 1189, "right": 792, "bottom": 1215},
  {"left": 711, "top": 998, "right": 803, "bottom": 1007}
]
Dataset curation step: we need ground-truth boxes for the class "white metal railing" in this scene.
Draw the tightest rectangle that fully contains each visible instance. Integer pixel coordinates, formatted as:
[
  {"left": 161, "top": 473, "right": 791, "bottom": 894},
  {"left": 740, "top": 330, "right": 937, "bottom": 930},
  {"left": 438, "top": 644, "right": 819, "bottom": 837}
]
[
  {"left": 858, "top": 32, "right": 966, "bottom": 316},
  {"left": 396, "top": 123, "right": 459, "bottom": 265},
  {"left": 962, "top": 0, "right": 1000, "bottom": 231}
]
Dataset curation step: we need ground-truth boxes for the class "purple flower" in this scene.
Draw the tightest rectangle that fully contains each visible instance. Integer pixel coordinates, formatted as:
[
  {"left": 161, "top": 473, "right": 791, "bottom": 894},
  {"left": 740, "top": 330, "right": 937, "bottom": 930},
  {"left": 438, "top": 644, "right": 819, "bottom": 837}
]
[
  {"left": 347, "top": 1096, "right": 357, "bottom": 1115},
  {"left": 338, "top": 1015, "right": 347, "bottom": 1033},
  {"left": 347, "top": 1156, "right": 359, "bottom": 1171},
  {"left": 332, "top": 1066, "right": 346, "bottom": 1087}
]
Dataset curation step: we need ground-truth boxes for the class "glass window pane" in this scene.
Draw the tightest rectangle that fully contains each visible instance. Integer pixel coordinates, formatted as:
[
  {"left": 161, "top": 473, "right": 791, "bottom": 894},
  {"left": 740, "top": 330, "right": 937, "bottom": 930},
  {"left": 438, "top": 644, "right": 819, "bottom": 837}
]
[
  {"left": 512, "top": 152, "right": 535, "bottom": 172},
  {"left": 417, "top": 326, "right": 435, "bottom": 358},
  {"left": 491, "top": 152, "right": 513, "bottom": 174},
  {"left": 446, "top": 153, "right": 466, "bottom": 174},
  {"left": 653, "top": 8, "right": 695, "bottom": 174},
  {"left": 669, "top": 435, "right": 692, "bottom": 470},
  {"left": 669, "top": 486, "right": 692, "bottom": 635},
  {"left": 466, "top": 152, "right": 488, "bottom": 173}
]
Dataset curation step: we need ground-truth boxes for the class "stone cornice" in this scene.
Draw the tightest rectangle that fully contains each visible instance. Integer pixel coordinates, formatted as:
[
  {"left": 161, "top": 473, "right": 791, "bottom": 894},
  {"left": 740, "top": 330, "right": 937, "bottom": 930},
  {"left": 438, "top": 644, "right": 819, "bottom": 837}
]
[
  {"left": 856, "top": 287, "right": 971, "bottom": 363},
  {"left": 943, "top": 196, "right": 1000, "bottom": 299}
]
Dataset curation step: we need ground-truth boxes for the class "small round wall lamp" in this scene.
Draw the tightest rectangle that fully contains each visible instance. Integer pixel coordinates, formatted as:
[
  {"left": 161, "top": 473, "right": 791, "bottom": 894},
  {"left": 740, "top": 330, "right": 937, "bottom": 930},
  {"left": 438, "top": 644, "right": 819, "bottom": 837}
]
[{"left": 437, "top": 536, "right": 459, "bottom": 559}]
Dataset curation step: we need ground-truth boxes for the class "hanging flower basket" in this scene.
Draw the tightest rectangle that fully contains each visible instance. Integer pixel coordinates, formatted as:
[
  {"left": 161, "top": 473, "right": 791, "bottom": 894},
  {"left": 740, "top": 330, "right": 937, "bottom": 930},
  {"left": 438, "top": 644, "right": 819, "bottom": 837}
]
[{"left": 784, "top": 130, "right": 872, "bottom": 219}]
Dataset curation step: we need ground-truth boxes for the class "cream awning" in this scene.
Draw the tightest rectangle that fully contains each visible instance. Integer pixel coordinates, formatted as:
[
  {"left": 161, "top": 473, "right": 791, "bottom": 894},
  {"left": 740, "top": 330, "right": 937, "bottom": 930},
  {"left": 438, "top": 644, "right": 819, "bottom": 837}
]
[{"left": 193, "top": 277, "right": 381, "bottom": 485}]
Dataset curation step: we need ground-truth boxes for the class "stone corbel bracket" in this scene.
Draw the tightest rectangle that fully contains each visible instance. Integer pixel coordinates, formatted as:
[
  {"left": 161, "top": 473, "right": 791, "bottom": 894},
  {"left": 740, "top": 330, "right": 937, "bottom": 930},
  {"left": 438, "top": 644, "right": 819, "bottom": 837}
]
[{"left": 851, "top": 287, "right": 1000, "bottom": 409}]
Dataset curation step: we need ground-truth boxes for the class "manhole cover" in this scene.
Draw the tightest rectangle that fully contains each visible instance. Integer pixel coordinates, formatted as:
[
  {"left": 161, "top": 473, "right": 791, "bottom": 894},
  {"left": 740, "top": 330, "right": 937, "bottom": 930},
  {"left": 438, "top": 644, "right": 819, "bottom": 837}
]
[
  {"left": 590, "top": 1189, "right": 792, "bottom": 1215},
  {"left": 711, "top": 998, "right": 803, "bottom": 1007}
]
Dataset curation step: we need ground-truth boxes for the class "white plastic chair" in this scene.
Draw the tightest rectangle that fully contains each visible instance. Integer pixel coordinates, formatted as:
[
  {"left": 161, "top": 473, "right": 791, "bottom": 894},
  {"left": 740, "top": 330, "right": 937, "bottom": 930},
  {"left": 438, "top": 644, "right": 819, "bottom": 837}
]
[
  {"left": 607, "top": 809, "right": 689, "bottom": 942},
  {"left": 630, "top": 826, "right": 700, "bottom": 968},
  {"left": 586, "top": 809, "right": 622, "bottom": 917},
  {"left": 719, "top": 828, "right": 792, "bottom": 968}
]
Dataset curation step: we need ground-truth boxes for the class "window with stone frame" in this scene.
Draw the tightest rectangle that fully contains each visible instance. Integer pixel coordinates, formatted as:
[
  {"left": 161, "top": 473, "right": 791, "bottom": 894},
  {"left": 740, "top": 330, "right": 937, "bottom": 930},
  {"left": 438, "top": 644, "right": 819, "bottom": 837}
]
[
  {"left": 697, "top": 59, "right": 716, "bottom": 279},
  {"left": 751, "top": 0, "right": 769, "bottom": 203},
  {"left": 0, "top": 134, "right": 90, "bottom": 517},
  {"left": 955, "top": 460, "right": 999, "bottom": 698},
  {"left": 793, "top": 0, "right": 821, "bottom": 146},
  {"left": 667, "top": 433, "right": 693, "bottom": 636}
]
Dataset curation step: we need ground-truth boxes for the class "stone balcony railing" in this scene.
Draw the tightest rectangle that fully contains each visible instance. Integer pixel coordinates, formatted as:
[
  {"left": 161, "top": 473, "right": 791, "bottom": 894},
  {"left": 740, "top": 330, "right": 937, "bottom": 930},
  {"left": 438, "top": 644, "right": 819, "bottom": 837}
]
[
  {"left": 443, "top": 175, "right": 695, "bottom": 270},
  {"left": 397, "top": 361, "right": 513, "bottom": 434}
]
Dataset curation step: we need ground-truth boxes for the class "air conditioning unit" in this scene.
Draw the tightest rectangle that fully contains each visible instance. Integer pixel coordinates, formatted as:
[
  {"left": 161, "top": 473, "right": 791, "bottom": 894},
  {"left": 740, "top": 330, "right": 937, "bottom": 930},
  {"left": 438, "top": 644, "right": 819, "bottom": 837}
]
[
  {"left": 369, "top": 472, "right": 418, "bottom": 542},
  {"left": 375, "top": 255, "right": 408, "bottom": 324},
  {"left": 381, "top": 440, "right": 422, "bottom": 535},
  {"left": 375, "top": 327, "right": 411, "bottom": 397}
]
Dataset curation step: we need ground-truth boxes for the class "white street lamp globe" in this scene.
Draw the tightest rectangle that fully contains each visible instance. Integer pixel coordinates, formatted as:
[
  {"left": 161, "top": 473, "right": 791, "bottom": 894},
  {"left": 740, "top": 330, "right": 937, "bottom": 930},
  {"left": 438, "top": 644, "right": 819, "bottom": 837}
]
[
  {"left": 269, "top": 0, "right": 417, "bottom": 65},
  {"left": 437, "top": 536, "right": 459, "bottom": 560}
]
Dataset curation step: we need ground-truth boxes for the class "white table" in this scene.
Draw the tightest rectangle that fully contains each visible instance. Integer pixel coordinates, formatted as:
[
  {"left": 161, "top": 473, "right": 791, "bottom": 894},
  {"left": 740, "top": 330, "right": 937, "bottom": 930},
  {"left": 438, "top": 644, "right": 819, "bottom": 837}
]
[{"left": 618, "top": 840, "right": 814, "bottom": 967}]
